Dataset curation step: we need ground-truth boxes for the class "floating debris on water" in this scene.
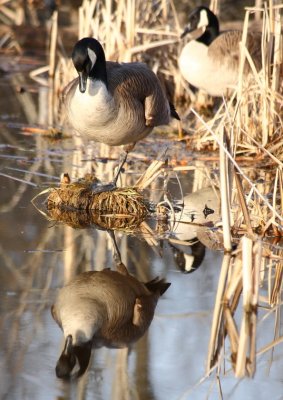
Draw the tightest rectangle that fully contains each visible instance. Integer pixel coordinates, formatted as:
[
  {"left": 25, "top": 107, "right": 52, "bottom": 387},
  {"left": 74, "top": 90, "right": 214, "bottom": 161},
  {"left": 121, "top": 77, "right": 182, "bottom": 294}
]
[{"left": 46, "top": 173, "right": 149, "bottom": 217}]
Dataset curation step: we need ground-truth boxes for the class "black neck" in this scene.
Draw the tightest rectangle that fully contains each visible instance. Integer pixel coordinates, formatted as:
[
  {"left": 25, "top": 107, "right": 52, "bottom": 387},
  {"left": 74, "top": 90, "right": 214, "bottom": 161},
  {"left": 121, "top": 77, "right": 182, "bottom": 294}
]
[
  {"left": 89, "top": 56, "right": 108, "bottom": 87},
  {"left": 197, "top": 24, "right": 219, "bottom": 46}
]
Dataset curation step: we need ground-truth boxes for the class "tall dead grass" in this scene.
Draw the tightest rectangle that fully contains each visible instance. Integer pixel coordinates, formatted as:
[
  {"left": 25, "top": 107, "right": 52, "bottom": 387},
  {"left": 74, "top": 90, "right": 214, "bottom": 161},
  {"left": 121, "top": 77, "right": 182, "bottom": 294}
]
[{"left": 199, "top": 3, "right": 283, "bottom": 379}]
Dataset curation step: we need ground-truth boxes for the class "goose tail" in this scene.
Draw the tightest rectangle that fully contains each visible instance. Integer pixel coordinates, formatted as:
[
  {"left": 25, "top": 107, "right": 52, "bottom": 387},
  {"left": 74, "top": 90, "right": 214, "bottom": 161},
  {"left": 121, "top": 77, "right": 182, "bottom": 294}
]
[
  {"left": 169, "top": 102, "right": 180, "bottom": 121},
  {"left": 145, "top": 277, "right": 171, "bottom": 296}
]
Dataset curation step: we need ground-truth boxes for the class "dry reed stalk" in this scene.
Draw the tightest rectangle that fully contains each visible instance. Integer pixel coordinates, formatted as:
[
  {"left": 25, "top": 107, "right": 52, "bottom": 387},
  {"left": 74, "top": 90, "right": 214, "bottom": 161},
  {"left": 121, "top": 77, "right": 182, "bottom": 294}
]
[
  {"left": 49, "top": 11, "right": 58, "bottom": 78},
  {"left": 262, "top": 167, "right": 283, "bottom": 235},
  {"left": 224, "top": 306, "right": 239, "bottom": 364},
  {"left": 234, "top": 171, "right": 254, "bottom": 237},
  {"left": 134, "top": 157, "right": 166, "bottom": 190},
  {"left": 193, "top": 2, "right": 283, "bottom": 156},
  {"left": 222, "top": 256, "right": 243, "bottom": 368},
  {"left": 192, "top": 108, "right": 283, "bottom": 234},
  {"left": 225, "top": 257, "right": 242, "bottom": 304},
  {"left": 270, "top": 262, "right": 283, "bottom": 306},
  {"left": 234, "top": 237, "right": 259, "bottom": 377},
  {"left": 207, "top": 236, "right": 264, "bottom": 378},
  {"left": 206, "top": 253, "right": 231, "bottom": 373},
  {"left": 0, "top": 2, "right": 20, "bottom": 24},
  {"left": 209, "top": 0, "right": 219, "bottom": 15},
  {"left": 48, "top": 11, "right": 58, "bottom": 127},
  {"left": 257, "top": 335, "right": 283, "bottom": 356},
  {"left": 219, "top": 127, "right": 232, "bottom": 251}
]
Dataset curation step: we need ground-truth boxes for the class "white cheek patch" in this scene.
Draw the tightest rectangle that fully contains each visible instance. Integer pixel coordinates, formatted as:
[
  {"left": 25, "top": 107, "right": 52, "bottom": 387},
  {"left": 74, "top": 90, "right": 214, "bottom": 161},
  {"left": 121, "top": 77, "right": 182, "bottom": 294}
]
[
  {"left": 87, "top": 48, "right": 97, "bottom": 69},
  {"left": 184, "top": 254, "right": 195, "bottom": 272},
  {"left": 198, "top": 9, "right": 209, "bottom": 29}
]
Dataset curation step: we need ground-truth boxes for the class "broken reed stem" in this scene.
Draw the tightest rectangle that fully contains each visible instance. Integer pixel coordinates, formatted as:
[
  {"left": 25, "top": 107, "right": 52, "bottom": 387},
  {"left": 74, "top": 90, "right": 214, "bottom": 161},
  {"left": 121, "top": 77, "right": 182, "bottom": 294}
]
[
  {"left": 134, "top": 158, "right": 166, "bottom": 190},
  {"left": 270, "top": 262, "right": 283, "bottom": 306},
  {"left": 207, "top": 236, "right": 263, "bottom": 378},
  {"left": 219, "top": 127, "right": 232, "bottom": 251},
  {"left": 235, "top": 238, "right": 252, "bottom": 378},
  {"left": 247, "top": 240, "right": 261, "bottom": 377},
  {"left": 235, "top": 237, "right": 260, "bottom": 378},
  {"left": 237, "top": 9, "right": 249, "bottom": 102},
  {"left": 257, "top": 335, "right": 283, "bottom": 357},
  {"left": 49, "top": 11, "right": 58, "bottom": 78},
  {"left": 206, "top": 253, "right": 231, "bottom": 374},
  {"left": 47, "top": 10, "right": 58, "bottom": 127},
  {"left": 234, "top": 171, "right": 254, "bottom": 237}
]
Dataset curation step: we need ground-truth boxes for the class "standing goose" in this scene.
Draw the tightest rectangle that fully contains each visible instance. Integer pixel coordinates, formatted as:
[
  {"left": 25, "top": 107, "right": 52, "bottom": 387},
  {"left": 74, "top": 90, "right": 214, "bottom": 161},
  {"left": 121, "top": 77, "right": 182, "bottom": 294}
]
[
  {"left": 64, "top": 37, "right": 180, "bottom": 192},
  {"left": 178, "top": 6, "right": 262, "bottom": 96},
  {"left": 51, "top": 265, "right": 170, "bottom": 379}
]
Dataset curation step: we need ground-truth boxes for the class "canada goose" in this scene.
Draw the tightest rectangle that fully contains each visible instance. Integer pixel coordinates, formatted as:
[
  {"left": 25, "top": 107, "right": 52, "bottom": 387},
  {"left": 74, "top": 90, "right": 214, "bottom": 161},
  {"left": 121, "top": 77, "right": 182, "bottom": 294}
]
[
  {"left": 64, "top": 37, "right": 180, "bottom": 192},
  {"left": 51, "top": 265, "right": 170, "bottom": 379},
  {"left": 179, "top": 6, "right": 262, "bottom": 96},
  {"left": 169, "top": 186, "right": 222, "bottom": 252}
]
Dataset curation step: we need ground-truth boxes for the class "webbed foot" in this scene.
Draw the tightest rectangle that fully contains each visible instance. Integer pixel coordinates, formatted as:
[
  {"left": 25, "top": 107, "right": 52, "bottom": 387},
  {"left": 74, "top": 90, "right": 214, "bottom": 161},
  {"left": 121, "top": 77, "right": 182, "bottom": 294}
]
[{"left": 90, "top": 181, "right": 117, "bottom": 194}]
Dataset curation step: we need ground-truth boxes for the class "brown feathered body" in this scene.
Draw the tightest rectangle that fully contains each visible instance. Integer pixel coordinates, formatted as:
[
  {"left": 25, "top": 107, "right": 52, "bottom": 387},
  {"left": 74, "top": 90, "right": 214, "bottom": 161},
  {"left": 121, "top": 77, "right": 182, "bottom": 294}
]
[
  {"left": 64, "top": 61, "right": 171, "bottom": 146},
  {"left": 51, "top": 268, "right": 170, "bottom": 348}
]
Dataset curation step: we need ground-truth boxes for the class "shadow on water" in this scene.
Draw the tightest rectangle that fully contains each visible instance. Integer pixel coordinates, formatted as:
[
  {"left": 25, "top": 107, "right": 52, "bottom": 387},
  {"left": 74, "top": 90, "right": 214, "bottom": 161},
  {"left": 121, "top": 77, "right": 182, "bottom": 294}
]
[{"left": 1, "top": 15, "right": 283, "bottom": 400}]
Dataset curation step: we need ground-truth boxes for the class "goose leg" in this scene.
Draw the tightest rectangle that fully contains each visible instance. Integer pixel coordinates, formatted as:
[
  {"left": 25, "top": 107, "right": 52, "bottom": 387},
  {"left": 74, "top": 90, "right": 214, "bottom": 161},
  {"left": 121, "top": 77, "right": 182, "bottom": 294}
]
[
  {"left": 107, "top": 230, "right": 123, "bottom": 266},
  {"left": 107, "top": 231, "right": 130, "bottom": 274},
  {"left": 111, "top": 150, "right": 129, "bottom": 186},
  {"left": 111, "top": 142, "right": 136, "bottom": 185},
  {"left": 90, "top": 147, "right": 132, "bottom": 194}
]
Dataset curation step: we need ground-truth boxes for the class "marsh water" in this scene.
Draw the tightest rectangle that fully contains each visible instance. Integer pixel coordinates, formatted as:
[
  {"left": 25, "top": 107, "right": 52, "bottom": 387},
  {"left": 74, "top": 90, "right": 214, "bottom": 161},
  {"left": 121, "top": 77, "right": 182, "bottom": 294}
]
[{"left": 1, "top": 60, "right": 283, "bottom": 400}]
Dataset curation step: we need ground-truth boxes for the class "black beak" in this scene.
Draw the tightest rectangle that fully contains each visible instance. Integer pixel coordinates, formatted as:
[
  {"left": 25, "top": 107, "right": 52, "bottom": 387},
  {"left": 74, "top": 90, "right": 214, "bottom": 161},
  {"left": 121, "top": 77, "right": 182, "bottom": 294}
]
[
  {"left": 78, "top": 71, "right": 88, "bottom": 93},
  {"left": 180, "top": 25, "right": 191, "bottom": 39},
  {"left": 55, "top": 335, "right": 76, "bottom": 380},
  {"left": 73, "top": 341, "right": 92, "bottom": 378}
]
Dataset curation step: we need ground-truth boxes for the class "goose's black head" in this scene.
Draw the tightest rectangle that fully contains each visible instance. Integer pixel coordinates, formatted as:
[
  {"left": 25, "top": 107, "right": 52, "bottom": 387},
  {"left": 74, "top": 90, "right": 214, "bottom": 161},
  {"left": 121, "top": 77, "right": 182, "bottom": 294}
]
[
  {"left": 170, "top": 241, "right": 205, "bottom": 274},
  {"left": 180, "top": 6, "right": 219, "bottom": 45},
  {"left": 71, "top": 37, "right": 107, "bottom": 93},
  {"left": 55, "top": 334, "right": 92, "bottom": 380}
]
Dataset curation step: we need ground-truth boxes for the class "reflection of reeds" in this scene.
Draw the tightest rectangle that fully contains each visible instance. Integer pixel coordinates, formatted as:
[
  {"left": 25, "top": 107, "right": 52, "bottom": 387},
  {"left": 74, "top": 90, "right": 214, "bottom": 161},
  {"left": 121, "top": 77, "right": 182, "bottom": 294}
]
[{"left": 207, "top": 238, "right": 263, "bottom": 378}]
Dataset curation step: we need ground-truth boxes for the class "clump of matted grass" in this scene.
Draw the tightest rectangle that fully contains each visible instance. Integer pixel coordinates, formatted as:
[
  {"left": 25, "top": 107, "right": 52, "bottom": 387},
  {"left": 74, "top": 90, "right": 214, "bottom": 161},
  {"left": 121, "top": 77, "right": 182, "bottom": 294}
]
[
  {"left": 32, "top": 158, "right": 167, "bottom": 232},
  {"left": 46, "top": 207, "right": 147, "bottom": 231},
  {"left": 47, "top": 177, "right": 149, "bottom": 217}
]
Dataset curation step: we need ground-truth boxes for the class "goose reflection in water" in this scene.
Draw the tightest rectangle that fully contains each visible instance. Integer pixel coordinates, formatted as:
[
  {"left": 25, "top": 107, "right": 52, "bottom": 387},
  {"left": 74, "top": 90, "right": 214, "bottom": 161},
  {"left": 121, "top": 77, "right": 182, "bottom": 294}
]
[
  {"left": 168, "top": 186, "right": 222, "bottom": 273},
  {"left": 51, "top": 263, "right": 170, "bottom": 379},
  {"left": 170, "top": 240, "right": 206, "bottom": 274}
]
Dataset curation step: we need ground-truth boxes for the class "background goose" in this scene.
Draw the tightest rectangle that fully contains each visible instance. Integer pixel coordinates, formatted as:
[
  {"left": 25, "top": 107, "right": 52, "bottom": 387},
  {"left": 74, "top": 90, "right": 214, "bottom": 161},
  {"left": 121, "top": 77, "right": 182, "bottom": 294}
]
[
  {"left": 51, "top": 265, "right": 170, "bottom": 379},
  {"left": 64, "top": 37, "right": 179, "bottom": 191},
  {"left": 178, "top": 6, "right": 262, "bottom": 96}
]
